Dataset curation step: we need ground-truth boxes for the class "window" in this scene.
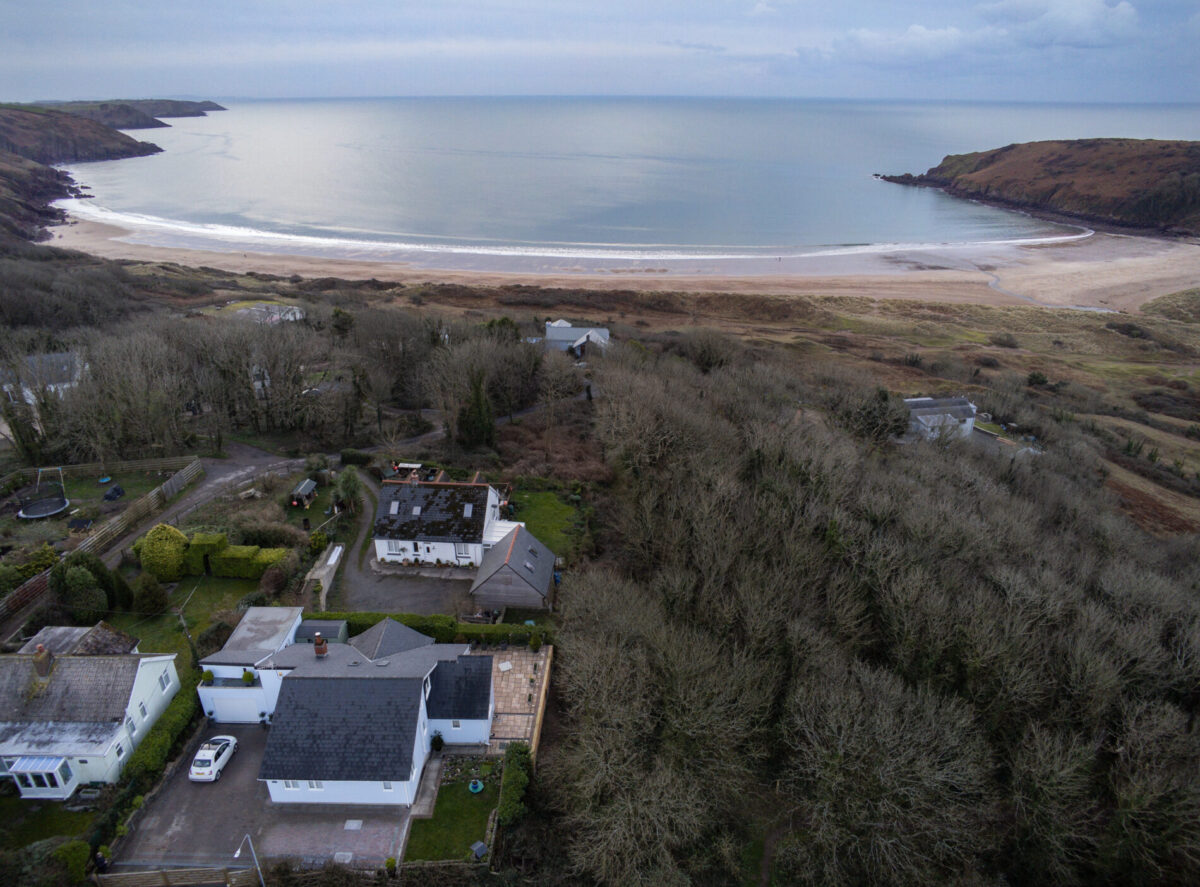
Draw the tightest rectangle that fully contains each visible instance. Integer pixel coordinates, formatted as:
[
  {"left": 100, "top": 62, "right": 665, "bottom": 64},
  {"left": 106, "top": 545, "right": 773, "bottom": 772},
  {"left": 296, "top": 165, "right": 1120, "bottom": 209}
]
[
  {"left": 115, "top": 742, "right": 125, "bottom": 759},
  {"left": 386, "top": 540, "right": 406, "bottom": 555},
  {"left": 32, "top": 773, "right": 48, "bottom": 788},
  {"left": 454, "top": 542, "right": 470, "bottom": 559},
  {"left": 58, "top": 761, "right": 73, "bottom": 783},
  {"left": 125, "top": 716, "right": 137, "bottom": 735},
  {"left": 0, "top": 758, "right": 13, "bottom": 774},
  {"left": 389, "top": 500, "right": 400, "bottom": 515},
  {"left": 412, "top": 506, "right": 422, "bottom": 516},
  {"left": 463, "top": 504, "right": 473, "bottom": 518},
  {"left": 17, "top": 774, "right": 32, "bottom": 788},
  {"left": 452, "top": 720, "right": 461, "bottom": 729},
  {"left": 307, "top": 780, "right": 323, "bottom": 790},
  {"left": 283, "top": 780, "right": 300, "bottom": 790},
  {"left": 138, "top": 702, "right": 147, "bottom": 719},
  {"left": 382, "top": 782, "right": 393, "bottom": 791},
  {"left": 158, "top": 670, "right": 172, "bottom": 692},
  {"left": 423, "top": 677, "right": 431, "bottom": 699}
]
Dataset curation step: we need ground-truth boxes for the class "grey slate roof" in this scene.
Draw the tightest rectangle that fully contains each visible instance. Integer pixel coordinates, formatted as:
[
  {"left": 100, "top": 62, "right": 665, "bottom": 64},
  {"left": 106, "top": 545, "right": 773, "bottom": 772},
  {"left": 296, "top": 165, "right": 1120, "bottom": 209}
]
[
  {"left": 18, "top": 627, "right": 90, "bottom": 655},
  {"left": 0, "top": 654, "right": 164, "bottom": 723},
  {"left": 349, "top": 618, "right": 435, "bottom": 660},
  {"left": 260, "top": 634, "right": 465, "bottom": 677},
  {"left": 0, "top": 352, "right": 81, "bottom": 388},
  {"left": 72, "top": 622, "right": 139, "bottom": 655},
  {"left": 259, "top": 677, "right": 423, "bottom": 781},
  {"left": 470, "top": 525, "right": 554, "bottom": 600},
  {"left": 427, "top": 656, "right": 493, "bottom": 720},
  {"left": 905, "top": 396, "right": 977, "bottom": 421},
  {"left": 374, "top": 483, "right": 490, "bottom": 543}
]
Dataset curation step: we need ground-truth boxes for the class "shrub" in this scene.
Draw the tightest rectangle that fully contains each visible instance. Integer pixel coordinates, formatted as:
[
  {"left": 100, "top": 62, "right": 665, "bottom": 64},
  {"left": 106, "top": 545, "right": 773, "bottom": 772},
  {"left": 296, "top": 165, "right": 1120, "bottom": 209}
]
[
  {"left": 16, "top": 543, "right": 57, "bottom": 581},
  {"left": 197, "top": 622, "right": 233, "bottom": 658},
  {"left": 51, "top": 840, "right": 89, "bottom": 884},
  {"left": 138, "top": 524, "right": 189, "bottom": 581},
  {"left": 133, "top": 572, "right": 168, "bottom": 615},
  {"left": 530, "top": 630, "right": 543, "bottom": 652},
  {"left": 259, "top": 564, "right": 289, "bottom": 598},
  {"left": 431, "top": 731, "right": 444, "bottom": 752},
  {"left": 111, "top": 569, "right": 134, "bottom": 611},
  {"left": 122, "top": 668, "right": 199, "bottom": 791},
  {"left": 211, "top": 545, "right": 289, "bottom": 580},
  {"left": 237, "top": 591, "right": 269, "bottom": 610},
  {"left": 0, "top": 563, "right": 20, "bottom": 596},
  {"left": 497, "top": 742, "right": 532, "bottom": 827},
  {"left": 241, "top": 670, "right": 254, "bottom": 685},
  {"left": 62, "top": 550, "right": 115, "bottom": 609},
  {"left": 201, "top": 670, "right": 214, "bottom": 685},
  {"left": 341, "top": 448, "right": 372, "bottom": 466},
  {"left": 990, "top": 332, "right": 1019, "bottom": 348},
  {"left": 1028, "top": 371, "right": 1049, "bottom": 387},
  {"left": 308, "top": 531, "right": 329, "bottom": 558},
  {"left": 63, "top": 566, "right": 107, "bottom": 622},
  {"left": 236, "top": 521, "right": 306, "bottom": 549}
]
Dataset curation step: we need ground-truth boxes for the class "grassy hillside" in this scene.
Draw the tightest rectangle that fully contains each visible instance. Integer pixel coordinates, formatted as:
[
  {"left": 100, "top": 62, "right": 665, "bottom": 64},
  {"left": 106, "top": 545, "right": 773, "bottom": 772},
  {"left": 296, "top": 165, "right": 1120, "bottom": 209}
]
[
  {"left": 885, "top": 138, "right": 1200, "bottom": 233},
  {"left": 0, "top": 105, "right": 161, "bottom": 164},
  {"left": 33, "top": 99, "right": 227, "bottom": 130}
]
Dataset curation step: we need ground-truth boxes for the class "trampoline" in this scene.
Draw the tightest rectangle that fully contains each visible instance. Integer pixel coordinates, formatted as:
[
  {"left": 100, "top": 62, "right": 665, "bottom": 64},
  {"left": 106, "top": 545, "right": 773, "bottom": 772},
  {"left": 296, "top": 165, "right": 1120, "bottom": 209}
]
[{"left": 17, "top": 467, "right": 70, "bottom": 520}]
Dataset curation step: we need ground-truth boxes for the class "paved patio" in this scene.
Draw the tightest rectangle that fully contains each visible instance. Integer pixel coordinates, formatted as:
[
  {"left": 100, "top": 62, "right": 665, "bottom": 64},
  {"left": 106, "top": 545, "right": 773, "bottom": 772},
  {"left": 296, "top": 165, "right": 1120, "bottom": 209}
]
[{"left": 470, "top": 646, "right": 549, "bottom": 755}]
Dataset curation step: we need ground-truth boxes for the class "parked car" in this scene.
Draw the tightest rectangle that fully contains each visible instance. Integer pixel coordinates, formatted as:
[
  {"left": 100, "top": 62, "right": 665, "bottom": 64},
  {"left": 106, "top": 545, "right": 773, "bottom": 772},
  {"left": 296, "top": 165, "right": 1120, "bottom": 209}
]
[{"left": 189, "top": 735, "right": 238, "bottom": 782}]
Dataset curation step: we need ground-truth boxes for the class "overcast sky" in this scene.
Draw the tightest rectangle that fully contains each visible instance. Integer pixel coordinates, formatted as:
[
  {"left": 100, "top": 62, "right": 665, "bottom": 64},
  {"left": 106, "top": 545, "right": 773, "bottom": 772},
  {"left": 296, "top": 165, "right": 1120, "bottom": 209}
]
[{"left": 3, "top": 0, "right": 1197, "bottom": 103}]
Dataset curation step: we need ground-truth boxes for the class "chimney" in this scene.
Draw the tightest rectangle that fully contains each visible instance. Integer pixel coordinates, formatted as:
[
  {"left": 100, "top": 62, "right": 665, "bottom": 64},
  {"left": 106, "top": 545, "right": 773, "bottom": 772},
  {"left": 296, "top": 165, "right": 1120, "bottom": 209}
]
[
  {"left": 33, "top": 643, "right": 53, "bottom": 678},
  {"left": 314, "top": 633, "right": 327, "bottom": 657}
]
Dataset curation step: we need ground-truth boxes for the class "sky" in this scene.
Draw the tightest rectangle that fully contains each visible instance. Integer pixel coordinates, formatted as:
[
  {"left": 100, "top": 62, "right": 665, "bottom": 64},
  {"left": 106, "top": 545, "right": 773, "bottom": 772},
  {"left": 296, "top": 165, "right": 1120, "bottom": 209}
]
[{"left": 2, "top": 0, "right": 1198, "bottom": 103}]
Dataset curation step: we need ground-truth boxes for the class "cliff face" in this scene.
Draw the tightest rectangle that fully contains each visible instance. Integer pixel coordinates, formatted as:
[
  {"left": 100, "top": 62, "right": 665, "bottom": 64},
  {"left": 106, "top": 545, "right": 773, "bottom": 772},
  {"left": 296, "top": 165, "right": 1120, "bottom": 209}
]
[
  {"left": 39, "top": 98, "right": 227, "bottom": 129},
  {"left": 883, "top": 139, "right": 1200, "bottom": 234},
  {"left": 0, "top": 151, "right": 75, "bottom": 240},
  {"left": 0, "top": 106, "right": 162, "bottom": 164}
]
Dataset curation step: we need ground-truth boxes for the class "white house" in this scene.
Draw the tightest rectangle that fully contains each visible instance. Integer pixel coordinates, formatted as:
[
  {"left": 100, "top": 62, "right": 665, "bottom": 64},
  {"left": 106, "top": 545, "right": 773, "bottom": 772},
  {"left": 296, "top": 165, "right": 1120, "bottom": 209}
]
[
  {"left": 257, "top": 619, "right": 494, "bottom": 806},
  {"left": 0, "top": 352, "right": 84, "bottom": 406},
  {"left": 197, "top": 607, "right": 303, "bottom": 723},
  {"left": 904, "top": 396, "right": 978, "bottom": 441},
  {"left": 373, "top": 480, "right": 523, "bottom": 567},
  {"left": 543, "top": 319, "right": 610, "bottom": 357},
  {"left": 0, "top": 644, "right": 179, "bottom": 799}
]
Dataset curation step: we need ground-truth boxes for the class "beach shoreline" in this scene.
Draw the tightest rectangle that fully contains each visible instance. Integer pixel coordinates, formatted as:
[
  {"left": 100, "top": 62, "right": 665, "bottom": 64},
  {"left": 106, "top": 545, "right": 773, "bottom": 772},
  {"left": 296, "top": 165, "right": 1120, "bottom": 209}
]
[{"left": 49, "top": 213, "right": 1200, "bottom": 313}]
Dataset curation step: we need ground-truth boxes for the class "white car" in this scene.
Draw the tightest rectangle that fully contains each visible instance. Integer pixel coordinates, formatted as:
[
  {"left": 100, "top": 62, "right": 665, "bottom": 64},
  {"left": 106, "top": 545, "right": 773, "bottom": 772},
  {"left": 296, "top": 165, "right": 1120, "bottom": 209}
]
[{"left": 188, "top": 735, "right": 238, "bottom": 782}]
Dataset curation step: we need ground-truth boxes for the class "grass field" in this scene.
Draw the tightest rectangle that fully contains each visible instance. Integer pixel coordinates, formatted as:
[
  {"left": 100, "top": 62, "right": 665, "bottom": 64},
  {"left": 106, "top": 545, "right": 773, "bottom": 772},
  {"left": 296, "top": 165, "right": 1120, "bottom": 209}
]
[
  {"left": 509, "top": 491, "right": 578, "bottom": 557},
  {"left": 404, "top": 779, "right": 499, "bottom": 862}
]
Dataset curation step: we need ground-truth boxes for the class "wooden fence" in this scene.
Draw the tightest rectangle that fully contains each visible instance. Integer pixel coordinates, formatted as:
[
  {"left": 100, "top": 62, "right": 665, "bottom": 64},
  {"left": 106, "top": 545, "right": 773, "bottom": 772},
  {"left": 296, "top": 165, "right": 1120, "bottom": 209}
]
[
  {"left": 1, "top": 456, "right": 197, "bottom": 492},
  {"left": 0, "top": 457, "right": 205, "bottom": 624},
  {"left": 96, "top": 867, "right": 259, "bottom": 887}
]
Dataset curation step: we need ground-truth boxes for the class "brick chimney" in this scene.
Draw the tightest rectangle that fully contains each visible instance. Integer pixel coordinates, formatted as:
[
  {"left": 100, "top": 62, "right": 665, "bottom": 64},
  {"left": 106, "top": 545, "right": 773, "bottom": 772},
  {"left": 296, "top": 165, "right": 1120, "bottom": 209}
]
[
  {"left": 33, "top": 643, "right": 53, "bottom": 678},
  {"left": 314, "top": 633, "right": 327, "bottom": 657}
]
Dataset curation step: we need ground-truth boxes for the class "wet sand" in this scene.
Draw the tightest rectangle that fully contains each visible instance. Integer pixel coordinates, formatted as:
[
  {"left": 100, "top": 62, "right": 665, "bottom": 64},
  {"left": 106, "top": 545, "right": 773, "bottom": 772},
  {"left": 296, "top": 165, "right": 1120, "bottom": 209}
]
[{"left": 50, "top": 216, "right": 1200, "bottom": 312}]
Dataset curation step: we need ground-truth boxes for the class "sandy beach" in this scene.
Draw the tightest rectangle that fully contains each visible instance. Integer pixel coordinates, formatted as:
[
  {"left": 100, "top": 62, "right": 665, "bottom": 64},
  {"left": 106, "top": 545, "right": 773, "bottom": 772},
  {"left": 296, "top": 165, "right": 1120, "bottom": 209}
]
[{"left": 49, "top": 215, "right": 1200, "bottom": 312}]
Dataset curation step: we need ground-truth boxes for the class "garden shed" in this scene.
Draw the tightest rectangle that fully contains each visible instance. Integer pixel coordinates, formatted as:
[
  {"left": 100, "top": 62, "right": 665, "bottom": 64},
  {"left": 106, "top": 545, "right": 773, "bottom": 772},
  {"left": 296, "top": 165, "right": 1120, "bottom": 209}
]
[{"left": 290, "top": 478, "right": 318, "bottom": 508}]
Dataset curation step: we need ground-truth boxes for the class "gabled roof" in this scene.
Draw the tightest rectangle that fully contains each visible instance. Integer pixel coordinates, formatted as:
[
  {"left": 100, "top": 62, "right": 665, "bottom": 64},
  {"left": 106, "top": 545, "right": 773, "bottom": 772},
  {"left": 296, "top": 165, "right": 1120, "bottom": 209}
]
[
  {"left": 427, "top": 655, "right": 492, "bottom": 720},
  {"left": 470, "top": 525, "right": 554, "bottom": 600},
  {"left": 374, "top": 483, "right": 491, "bottom": 543},
  {"left": 295, "top": 620, "right": 348, "bottom": 643},
  {"left": 349, "top": 618, "right": 435, "bottom": 660},
  {"left": 259, "top": 677, "right": 423, "bottom": 781},
  {"left": 0, "top": 654, "right": 164, "bottom": 724},
  {"left": 904, "top": 396, "right": 977, "bottom": 421},
  {"left": 0, "top": 352, "right": 81, "bottom": 388},
  {"left": 20, "top": 622, "right": 139, "bottom": 656}
]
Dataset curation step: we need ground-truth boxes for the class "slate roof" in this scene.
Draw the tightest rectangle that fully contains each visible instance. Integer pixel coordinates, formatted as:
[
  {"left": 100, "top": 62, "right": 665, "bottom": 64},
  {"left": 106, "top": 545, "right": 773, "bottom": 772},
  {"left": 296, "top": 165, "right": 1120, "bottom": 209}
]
[
  {"left": 70, "top": 622, "right": 138, "bottom": 655},
  {"left": 259, "top": 677, "right": 423, "bottom": 781},
  {"left": 470, "top": 525, "right": 554, "bottom": 600},
  {"left": 350, "top": 618, "right": 436, "bottom": 660},
  {"left": 260, "top": 634, "right": 466, "bottom": 677},
  {"left": 18, "top": 627, "right": 89, "bottom": 655},
  {"left": 0, "top": 653, "right": 169, "bottom": 734},
  {"left": 427, "top": 656, "right": 493, "bottom": 720},
  {"left": 905, "top": 396, "right": 977, "bottom": 421},
  {"left": 374, "top": 483, "right": 491, "bottom": 543},
  {"left": 0, "top": 352, "right": 81, "bottom": 388}
]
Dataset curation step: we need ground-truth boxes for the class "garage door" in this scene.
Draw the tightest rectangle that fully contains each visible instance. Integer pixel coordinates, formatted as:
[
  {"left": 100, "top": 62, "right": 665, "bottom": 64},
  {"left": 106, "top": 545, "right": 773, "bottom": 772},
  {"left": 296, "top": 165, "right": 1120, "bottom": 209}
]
[{"left": 211, "top": 695, "right": 264, "bottom": 723}]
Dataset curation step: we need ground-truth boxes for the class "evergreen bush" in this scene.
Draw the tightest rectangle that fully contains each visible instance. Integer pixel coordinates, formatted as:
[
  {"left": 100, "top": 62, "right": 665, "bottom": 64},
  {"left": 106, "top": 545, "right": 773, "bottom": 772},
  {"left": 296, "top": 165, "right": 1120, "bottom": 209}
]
[
  {"left": 133, "top": 572, "right": 168, "bottom": 615},
  {"left": 138, "top": 524, "right": 189, "bottom": 582}
]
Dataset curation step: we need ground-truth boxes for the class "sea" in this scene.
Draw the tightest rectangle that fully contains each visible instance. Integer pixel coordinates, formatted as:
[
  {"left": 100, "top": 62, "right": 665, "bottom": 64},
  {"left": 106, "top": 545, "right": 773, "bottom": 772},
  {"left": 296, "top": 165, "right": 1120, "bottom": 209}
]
[{"left": 55, "top": 97, "right": 1200, "bottom": 274}]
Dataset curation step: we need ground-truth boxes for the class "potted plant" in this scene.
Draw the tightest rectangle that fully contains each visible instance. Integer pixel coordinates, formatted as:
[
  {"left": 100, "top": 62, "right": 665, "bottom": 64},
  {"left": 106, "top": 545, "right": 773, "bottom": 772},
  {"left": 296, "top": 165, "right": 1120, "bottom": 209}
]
[
  {"left": 241, "top": 670, "right": 254, "bottom": 686},
  {"left": 201, "top": 670, "right": 214, "bottom": 686},
  {"left": 431, "top": 731, "right": 444, "bottom": 752}
]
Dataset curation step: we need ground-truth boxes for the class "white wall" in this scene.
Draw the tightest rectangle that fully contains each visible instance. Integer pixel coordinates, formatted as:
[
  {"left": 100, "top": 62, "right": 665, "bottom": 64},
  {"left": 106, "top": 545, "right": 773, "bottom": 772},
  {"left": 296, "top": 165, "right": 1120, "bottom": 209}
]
[
  {"left": 375, "top": 539, "right": 483, "bottom": 566},
  {"left": 265, "top": 776, "right": 417, "bottom": 806},
  {"left": 428, "top": 717, "right": 490, "bottom": 745}
]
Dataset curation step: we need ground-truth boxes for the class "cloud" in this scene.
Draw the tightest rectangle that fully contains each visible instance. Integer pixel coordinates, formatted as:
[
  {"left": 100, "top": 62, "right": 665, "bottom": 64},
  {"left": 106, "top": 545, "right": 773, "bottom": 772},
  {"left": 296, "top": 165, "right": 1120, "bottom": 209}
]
[
  {"left": 979, "top": 0, "right": 1138, "bottom": 47},
  {"left": 834, "top": 24, "right": 999, "bottom": 64},
  {"left": 662, "top": 40, "right": 726, "bottom": 54}
]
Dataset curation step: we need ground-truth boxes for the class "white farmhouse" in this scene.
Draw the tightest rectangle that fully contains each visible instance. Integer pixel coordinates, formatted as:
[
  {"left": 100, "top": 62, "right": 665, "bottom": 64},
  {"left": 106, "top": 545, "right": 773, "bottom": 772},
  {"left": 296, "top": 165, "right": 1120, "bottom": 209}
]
[
  {"left": 0, "top": 641, "right": 179, "bottom": 799},
  {"left": 542, "top": 319, "right": 610, "bottom": 357},
  {"left": 197, "top": 607, "right": 303, "bottom": 723},
  {"left": 373, "top": 479, "right": 522, "bottom": 567},
  {"left": 904, "top": 396, "right": 978, "bottom": 441},
  {"left": 257, "top": 619, "right": 493, "bottom": 805}
]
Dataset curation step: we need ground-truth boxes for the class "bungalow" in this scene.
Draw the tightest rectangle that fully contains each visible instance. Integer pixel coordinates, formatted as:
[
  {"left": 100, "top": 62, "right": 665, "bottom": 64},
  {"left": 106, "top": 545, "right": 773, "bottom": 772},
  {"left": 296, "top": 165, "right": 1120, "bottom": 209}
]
[
  {"left": 470, "top": 525, "right": 556, "bottom": 611},
  {"left": 373, "top": 480, "right": 523, "bottom": 567},
  {"left": 257, "top": 619, "right": 493, "bottom": 805},
  {"left": 904, "top": 396, "right": 977, "bottom": 441},
  {"left": 0, "top": 644, "right": 179, "bottom": 799},
  {"left": 543, "top": 320, "right": 610, "bottom": 357},
  {"left": 197, "top": 607, "right": 303, "bottom": 723},
  {"left": 0, "top": 352, "right": 84, "bottom": 406}
]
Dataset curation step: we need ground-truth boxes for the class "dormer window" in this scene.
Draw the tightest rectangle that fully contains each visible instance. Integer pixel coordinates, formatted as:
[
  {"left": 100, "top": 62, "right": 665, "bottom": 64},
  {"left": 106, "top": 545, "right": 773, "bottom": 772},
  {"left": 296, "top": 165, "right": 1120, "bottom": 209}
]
[
  {"left": 463, "top": 504, "right": 473, "bottom": 518},
  {"left": 412, "top": 506, "right": 422, "bottom": 516},
  {"left": 524, "top": 561, "right": 535, "bottom": 572}
]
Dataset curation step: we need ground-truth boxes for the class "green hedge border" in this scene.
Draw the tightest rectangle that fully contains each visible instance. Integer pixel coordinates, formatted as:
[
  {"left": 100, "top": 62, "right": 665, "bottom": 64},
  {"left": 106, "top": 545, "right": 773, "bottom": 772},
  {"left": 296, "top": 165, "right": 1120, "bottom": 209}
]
[{"left": 309, "top": 610, "right": 554, "bottom": 645}]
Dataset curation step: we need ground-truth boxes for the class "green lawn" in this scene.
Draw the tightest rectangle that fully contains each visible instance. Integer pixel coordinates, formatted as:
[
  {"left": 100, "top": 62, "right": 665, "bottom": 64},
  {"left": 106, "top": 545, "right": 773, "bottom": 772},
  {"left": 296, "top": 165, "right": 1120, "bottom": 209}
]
[
  {"left": 404, "top": 780, "right": 499, "bottom": 862},
  {"left": 0, "top": 792, "right": 94, "bottom": 851},
  {"left": 508, "top": 491, "right": 577, "bottom": 557},
  {"left": 107, "top": 575, "right": 259, "bottom": 670}
]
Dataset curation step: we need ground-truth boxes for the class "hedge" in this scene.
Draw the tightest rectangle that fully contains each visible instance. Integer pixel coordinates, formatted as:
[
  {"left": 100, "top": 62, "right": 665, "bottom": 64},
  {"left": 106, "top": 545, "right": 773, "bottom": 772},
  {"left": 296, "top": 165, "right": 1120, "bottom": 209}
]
[
  {"left": 183, "top": 532, "right": 228, "bottom": 576},
  {"left": 121, "top": 668, "right": 200, "bottom": 791},
  {"left": 138, "top": 524, "right": 189, "bottom": 582},
  {"left": 340, "top": 448, "right": 372, "bottom": 466},
  {"left": 51, "top": 841, "right": 89, "bottom": 884},
  {"left": 16, "top": 543, "right": 58, "bottom": 581},
  {"left": 309, "top": 610, "right": 555, "bottom": 645},
  {"left": 209, "top": 545, "right": 289, "bottom": 580},
  {"left": 497, "top": 742, "right": 532, "bottom": 827}
]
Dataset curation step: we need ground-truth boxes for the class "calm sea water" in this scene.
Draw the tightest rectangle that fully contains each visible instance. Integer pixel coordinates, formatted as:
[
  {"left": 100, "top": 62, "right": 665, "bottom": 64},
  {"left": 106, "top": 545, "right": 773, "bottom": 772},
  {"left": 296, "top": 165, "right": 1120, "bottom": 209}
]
[{"left": 57, "top": 97, "right": 1200, "bottom": 272}]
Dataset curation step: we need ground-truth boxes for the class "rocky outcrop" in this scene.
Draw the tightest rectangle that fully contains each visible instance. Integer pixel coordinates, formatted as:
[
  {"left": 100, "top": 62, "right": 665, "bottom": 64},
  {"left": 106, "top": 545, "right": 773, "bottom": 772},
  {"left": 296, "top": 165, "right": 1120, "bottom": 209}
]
[
  {"left": 0, "top": 151, "right": 75, "bottom": 241},
  {"left": 882, "top": 139, "right": 1200, "bottom": 234},
  {"left": 0, "top": 106, "right": 162, "bottom": 165}
]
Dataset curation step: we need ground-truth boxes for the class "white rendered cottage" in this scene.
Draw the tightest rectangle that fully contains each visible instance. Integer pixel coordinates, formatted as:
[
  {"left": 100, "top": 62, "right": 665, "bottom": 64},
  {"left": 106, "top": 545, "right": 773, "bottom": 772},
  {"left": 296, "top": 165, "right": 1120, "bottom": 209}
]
[
  {"left": 542, "top": 320, "right": 610, "bottom": 357},
  {"left": 0, "top": 642, "right": 179, "bottom": 799},
  {"left": 257, "top": 618, "right": 493, "bottom": 805},
  {"left": 373, "top": 479, "right": 522, "bottom": 567},
  {"left": 904, "top": 396, "right": 978, "bottom": 441},
  {"left": 197, "top": 607, "right": 303, "bottom": 723}
]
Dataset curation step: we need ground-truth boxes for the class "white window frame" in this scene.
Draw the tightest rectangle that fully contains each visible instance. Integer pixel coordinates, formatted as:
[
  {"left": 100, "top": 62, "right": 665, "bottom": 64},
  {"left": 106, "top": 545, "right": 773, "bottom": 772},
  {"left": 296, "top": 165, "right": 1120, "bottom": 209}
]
[
  {"left": 158, "top": 670, "right": 171, "bottom": 693},
  {"left": 283, "top": 780, "right": 300, "bottom": 790},
  {"left": 386, "top": 540, "right": 406, "bottom": 555},
  {"left": 454, "top": 542, "right": 471, "bottom": 559},
  {"left": 115, "top": 742, "right": 125, "bottom": 759},
  {"left": 452, "top": 720, "right": 461, "bottom": 729},
  {"left": 125, "top": 715, "right": 137, "bottom": 735},
  {"left": 307, "top": 780, "right": 324, "bottom": 790},
  {"left": 382, "top": 781, "right": 393, "bottom": 791},
  {"left": 138, "top": 701, "right": 148, "bottom": 720}
]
